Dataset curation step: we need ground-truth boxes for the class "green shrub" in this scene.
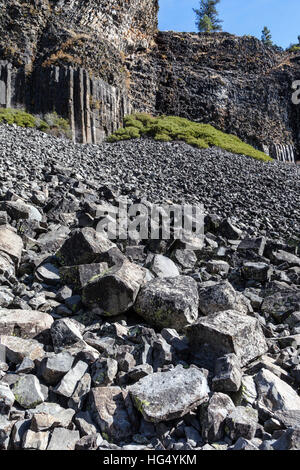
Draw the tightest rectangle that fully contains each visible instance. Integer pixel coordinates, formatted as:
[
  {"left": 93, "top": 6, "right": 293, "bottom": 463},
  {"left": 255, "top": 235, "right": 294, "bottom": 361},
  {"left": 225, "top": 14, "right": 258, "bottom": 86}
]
[
  {"left": 107, "top": 113, "right": 272, "bottom": 162},
  {"left": 0, "top": 108, "right": 37, "bottom": 128},
  {"left": 287, "top": 44, "right": 300, "bottom": 53},
  {"left": 43, "top": 112, "right": 71, "bottom": 138},
  {"left": 0, "top": 108, "right": 71, "bottom": 139}
]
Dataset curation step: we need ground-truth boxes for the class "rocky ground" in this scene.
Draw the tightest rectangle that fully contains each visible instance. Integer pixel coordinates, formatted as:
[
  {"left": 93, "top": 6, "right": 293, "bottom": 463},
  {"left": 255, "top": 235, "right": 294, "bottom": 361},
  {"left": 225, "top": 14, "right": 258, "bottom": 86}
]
[{"left": 0, "top": 124, "right": 300, "bottom": 451}]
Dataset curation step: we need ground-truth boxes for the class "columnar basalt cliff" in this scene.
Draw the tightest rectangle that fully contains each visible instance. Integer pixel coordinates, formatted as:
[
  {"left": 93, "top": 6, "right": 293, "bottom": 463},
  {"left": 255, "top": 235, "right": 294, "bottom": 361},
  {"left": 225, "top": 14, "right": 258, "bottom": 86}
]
[{"left": 0, "top": 1, "right": 300, "bottom": 159}]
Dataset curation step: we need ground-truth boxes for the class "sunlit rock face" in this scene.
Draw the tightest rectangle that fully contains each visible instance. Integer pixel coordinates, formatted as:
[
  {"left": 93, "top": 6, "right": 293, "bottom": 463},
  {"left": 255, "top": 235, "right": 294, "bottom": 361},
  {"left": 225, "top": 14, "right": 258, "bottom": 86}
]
[{"left": 0, "top": 1, "right": 300, "bottom": 158}]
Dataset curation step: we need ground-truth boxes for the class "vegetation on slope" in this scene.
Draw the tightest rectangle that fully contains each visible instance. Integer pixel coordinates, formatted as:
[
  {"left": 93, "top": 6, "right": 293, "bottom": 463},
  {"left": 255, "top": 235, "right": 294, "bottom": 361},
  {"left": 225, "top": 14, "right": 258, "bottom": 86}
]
[
  {"left": 0, "top": 108, "right": 71, "bottom": 139},
  {"left": 107, "top": 113, "right": 272, "bottom": 162}
]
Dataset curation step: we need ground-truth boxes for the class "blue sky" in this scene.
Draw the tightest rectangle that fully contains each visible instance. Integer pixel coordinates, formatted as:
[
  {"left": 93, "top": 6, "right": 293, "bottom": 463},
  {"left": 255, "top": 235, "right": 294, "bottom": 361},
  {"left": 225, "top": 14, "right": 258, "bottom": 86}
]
[{"left": 158, "top": 0, "right": 300, "bottom": 49}]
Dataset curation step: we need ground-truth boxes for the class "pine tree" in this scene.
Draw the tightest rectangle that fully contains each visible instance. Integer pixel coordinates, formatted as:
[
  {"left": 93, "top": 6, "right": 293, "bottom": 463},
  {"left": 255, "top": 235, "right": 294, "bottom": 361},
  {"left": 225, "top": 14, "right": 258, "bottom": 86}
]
[
  {"left": 193, "top": 0, "right": 223, "bottom": 33},
  {"left": 201, "top": 14, "right": 213, "bottom": 33},
  {"left": 261, "top": 26, "right": 273, "bottom": 46}
]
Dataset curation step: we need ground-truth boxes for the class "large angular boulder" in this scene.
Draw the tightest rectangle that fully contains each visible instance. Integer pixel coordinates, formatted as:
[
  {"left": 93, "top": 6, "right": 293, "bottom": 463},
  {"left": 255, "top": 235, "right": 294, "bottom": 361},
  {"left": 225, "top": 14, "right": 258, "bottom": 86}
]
[
  {"left": 89, "top": 386, "right": 137, "bottom": 442},
  {"left": 134, "top": 276, "right": 199, "bottom": 331},
  {"left": 0, "top": 309, "right": 53, "bottom": 339},
  {"left": 186, "top": 310, "right": 268, "bottom": 366},
  {"left": 129, "top": 365, "right": 209, "bottom": 423},
  {"left": 60, "top": 262, "right": 109, "bottom": 292},
  {"left": 198, "top": 281, "right": 251, "bottom": 316},
  {"left": 22, "top": 429, "right": 49, "bottom": 450},
  {"left": 82, "top": 260, "right": 146, "bottom": 316},
  {"left": 57, "top": 228, "right": 116, "bottom": 266},
  {"left": 200, "top": 392, "right": 235, "bottom": 443},
  {"left": 242, "top": 262, "right": 272, "bottom": 282},
  {"left": 0, "top": 382, "right": 15, "bottom": 414},
  {"left": 0, "top": 200, "right": 42, "bottom": 222},
  {"left": 0, "top": 336, "right": 45, "bottom": 364},
  {"left": 0, "top": 226, "right": 23, "bottom": 265},
  {"left": 237, "top": 237, "right": 266, "bottom": 256},
  {"left": 148, "top": 254, "right": 180, "bottom": 278},
  {"left": 225, "top": 406, "right": 258, "bottom": 441},
  {"left": 272, "top": 428, "right": 300, "bottom": 450},
  {"left": 254, "top": 368, "right": 300, "bottom": 416},
  {"left": 54, "top": 360, "right": 88, "bottom": 398},
  {"left": 212, "top": 353, "right": 242, "bottom": 393},
  {"left": 50, "top": 318, "right": 84, "bottom": 352},
  {"left": 262, "top": 291, "right": 300, "bottom": 322},
  {"left": 47, "top": 428, "right": 80, "bottom": 450},
  {"left": 271, "top": 250, "right": 300, "bottom": 267},
  {"left": 12, "top": 375, "right": 45, "bottom": 409},
  {"left": 40, "top": 352, "right": 74, "bottom": 386}
]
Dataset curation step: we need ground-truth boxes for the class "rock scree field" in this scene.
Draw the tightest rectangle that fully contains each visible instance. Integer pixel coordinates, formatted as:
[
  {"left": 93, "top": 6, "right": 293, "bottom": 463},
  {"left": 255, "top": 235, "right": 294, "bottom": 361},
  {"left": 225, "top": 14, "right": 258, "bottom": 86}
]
[{"left": 0, "top": 123, "right": 300, "bottom": 451}]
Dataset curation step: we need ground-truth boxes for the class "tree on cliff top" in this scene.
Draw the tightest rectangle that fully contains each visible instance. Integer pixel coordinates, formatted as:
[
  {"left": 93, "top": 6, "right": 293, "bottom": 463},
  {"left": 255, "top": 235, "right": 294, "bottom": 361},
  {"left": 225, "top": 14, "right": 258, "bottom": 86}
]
[
  {"left": 261, "top": 26, "right": 273, "bottom": 46},
  {"left": 193, "top": 0, "right": 223, "bottom": 33}
]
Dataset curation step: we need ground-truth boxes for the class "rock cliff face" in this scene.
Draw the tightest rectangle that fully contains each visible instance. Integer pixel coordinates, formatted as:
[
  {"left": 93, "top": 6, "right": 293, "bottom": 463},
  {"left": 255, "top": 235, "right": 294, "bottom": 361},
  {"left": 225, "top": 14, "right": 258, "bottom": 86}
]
[
  {"left": 0, "top": 1, "right": 300, "bottom": 159},
  {"left": 128, "top": 32, "right": 300, "bottom": 161}
]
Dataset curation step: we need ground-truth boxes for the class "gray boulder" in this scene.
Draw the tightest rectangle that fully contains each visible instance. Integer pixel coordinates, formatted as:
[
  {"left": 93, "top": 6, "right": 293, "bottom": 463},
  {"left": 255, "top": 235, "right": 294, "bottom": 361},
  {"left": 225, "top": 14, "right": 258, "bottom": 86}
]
[
  {"left": 129, "top": 365, "right": 209, "bottom": 423},
  {"left": 148, "top": 254, "right": 180, "bottom": 278},
  {"left": 89, "top": 386, "right": 138, "bottom": 442},
  {"left": 212, "top": 353, "right": 242, "bottom": 393},
  {"left": 226, "top": 406, "right": 258, "bottom": 441},
  {"left": 0, "top": 382, "right": 15, "bottom": 414},
  {"left": 0, "top": 335, "right": 45, "bottom": 364},
  {"left": 0, "top": 226, "right": 23, "bottom": 265},
  {"left": 186, "top": 310, "right": 268, "bottom": 366},
  {"left": 57, "top": 227, "right": 116, "bottom": 266},
  {"left": 198, "top": 281, "right": 251, "bottom": 316},
  {"left": 12, "top": 374, "right": 45, "bottom": 409},
  {"left": 262, "top": 291, "right": 300, "bottom": 322},
  {"left": 200, "top": 392, "right": 235, "bottom": 443},
  {"left": 54, "top": 360, "right": 88, "bottom": 398},
  {"left": 41, "top": 352, "right": 74, "bottom": 385},
  {"left": 47, "top": 428, "right": 80, "bottom": 450},
  {"left": 254, "top": 368, "right": 300, "bottom": 416},
  {"left": 82, "top": 260, "right": 145, "bottom": 316},
  {"left": 0, "top": 309, "right": 53, "bottom": 339},
  {"left": 242, "top": 262, "right": 272, "bottom": 282},
  {"left": 134, "top": 276, "right": 199, "bottom": 331}
]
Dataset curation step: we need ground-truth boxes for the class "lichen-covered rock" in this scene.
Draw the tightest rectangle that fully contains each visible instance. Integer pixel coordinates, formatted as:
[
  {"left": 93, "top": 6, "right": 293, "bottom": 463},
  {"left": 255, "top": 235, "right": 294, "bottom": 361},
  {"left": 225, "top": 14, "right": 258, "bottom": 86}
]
[
  {"left": 129, "top": 365, "right": 209, "bottom": 423},
  {"left": 60, "top": 262, "right": 109, "bottom": 292},
  {"left": 186, "top": 310, "right": 268, "bottom": 366},
  {"left": 0, "top": 382, "right": 15, "bottom": 414},
  {"left": 0, "top": 335, "right": 45, "bottom": 364},
  {"left": 148, "top": 254, "right": 180, "bottom": 278},
  {"left": 12, "top": 374, "right": 45, "bottom": 409},
  {"left": 200, "top": 392, "right": 235, "bottom": 443},
  {"left": 40, "top": 352, "right": 74, "bottom": 386},
  {"left": 134, "top": 276, "right": 199, "bottom": 331},
  {"left": 82, "top": 260, "right": 146, "bottom": 316},
  {"left": 0, "top": 226, "right": 23, "bottom": 265},
  {"left": 54, "top": 360, "right": 88, "bottom": 398},
  {"left": 254, "top": 368, "right": 300, "bottom": 416},
  {"left": 57, "top": 228, "right": 116, "bottom": 266},
  {"left": 262, "top": 291, "right": 300, "bottom": 322},
  {"left": 212, "top": 353, "right": 242, "bottom": 393},
  {"left": 0, "top": 309, "right": 53, "bottom": 339},
  {"left": 197, "top": 281, "right": 251, "bottom": 316},
  {"left": 225, "top": 406, "right": 258, "bottom": 441},
  {"left": 242, "top": 262, "right": 272, "bottom": 282},
  {"left": 89, "top": 386, "right": 137, "bottom": 442}
]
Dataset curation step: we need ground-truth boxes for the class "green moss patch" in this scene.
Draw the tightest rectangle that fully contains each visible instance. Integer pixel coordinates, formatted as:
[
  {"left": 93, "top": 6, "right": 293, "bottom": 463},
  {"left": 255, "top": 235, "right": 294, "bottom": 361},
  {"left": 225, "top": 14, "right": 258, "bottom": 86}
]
[
  {"left": 107, "top": 113, "right": 272, "bottom": 162},
  {"left": 0, "top": 108, "right": 71, "bottom": 139}
]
